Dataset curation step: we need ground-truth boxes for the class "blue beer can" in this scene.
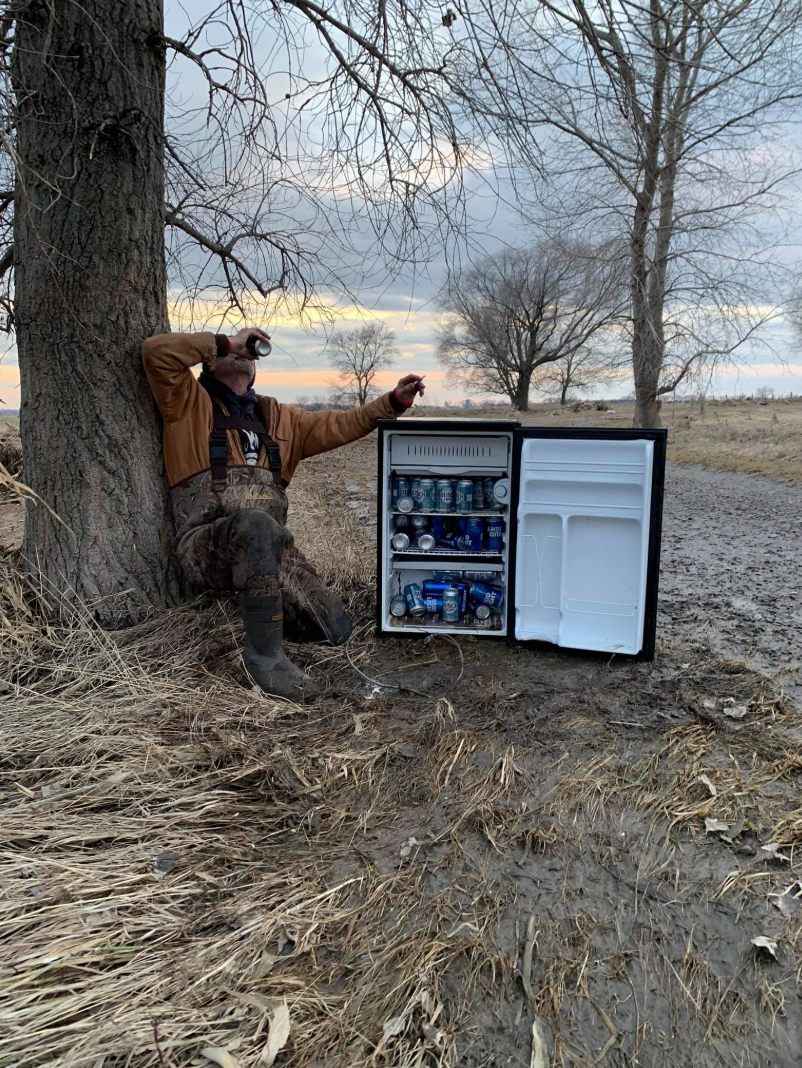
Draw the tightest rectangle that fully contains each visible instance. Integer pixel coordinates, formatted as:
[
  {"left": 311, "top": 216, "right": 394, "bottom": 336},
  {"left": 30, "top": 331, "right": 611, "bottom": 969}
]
[
  {"left": 483, "top": 478, "right": 496, "bottom": 510},
  {"left": 419, "top": 478, "right": 437, "bottom": 512},
  {"left": 423, "top": 595, "right": 443, "bottom": 614},
  {"left": 485, "top": 517, "right": 503, "bottom": 552},
  {"left": 434, "top": 570, "right": 463, "bottom": 580},
  {"left": 404, "top": 583, "right": 425, "bottom": 616},
  {"left": 441, "top": 531, "right": 467, "bottom": 551},
  {"left": 464, "top": 518, "right": 484, "bottom": 552},
  {"left": 430, "top": 516, "right": 447, "bottom": 544},
  {"left": 396, "top": 477, "right": 410, "bottom": 500},
  {"left": 442, "top": 588, "right": 461, "bottom": 622},
  {"left": 410, "top": 479, "right": 422, "bottom": 510},
  {"left": 423, "top": 580, "right": 468, "bottom": 613},
  {"left": 473, "top": 479, "right": 486, "bottom": 510},
  {"left": 456, "top": 517, "right": 467, "bottom": 534},
  {"left": 436, "top": 479, "right": 454, "bottom": 513},
  {"left": 456, "top": 480, "right": 474, "bottom": 513},
  {"left": 468, "top": 581, "right": 504, "bottom": 609}
]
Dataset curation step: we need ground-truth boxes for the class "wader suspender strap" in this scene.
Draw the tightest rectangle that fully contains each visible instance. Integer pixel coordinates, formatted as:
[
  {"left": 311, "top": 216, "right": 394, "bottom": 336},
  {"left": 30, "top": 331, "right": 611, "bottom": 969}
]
[{"left": 209, "top": 407, "right": 283, "bottom": 492}]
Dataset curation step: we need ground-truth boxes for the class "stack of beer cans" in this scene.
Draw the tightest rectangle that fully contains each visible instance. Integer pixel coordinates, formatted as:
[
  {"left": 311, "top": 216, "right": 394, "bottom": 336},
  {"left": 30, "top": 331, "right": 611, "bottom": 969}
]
[{"left": 390, "top": 473, "right": 508, "bottom": 554}]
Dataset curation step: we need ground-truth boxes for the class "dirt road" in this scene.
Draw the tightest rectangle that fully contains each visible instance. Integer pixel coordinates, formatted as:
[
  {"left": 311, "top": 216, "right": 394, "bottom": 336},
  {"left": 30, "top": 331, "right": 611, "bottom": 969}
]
[{"left": 659, "top": 463, "right": 802, "bottom": 702}]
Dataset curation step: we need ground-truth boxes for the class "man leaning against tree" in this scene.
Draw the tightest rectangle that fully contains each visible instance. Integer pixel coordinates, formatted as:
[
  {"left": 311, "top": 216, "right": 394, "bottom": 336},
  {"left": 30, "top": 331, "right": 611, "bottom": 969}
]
[{"left": 143, "top": 327, "right": 425, "bottom": 701}]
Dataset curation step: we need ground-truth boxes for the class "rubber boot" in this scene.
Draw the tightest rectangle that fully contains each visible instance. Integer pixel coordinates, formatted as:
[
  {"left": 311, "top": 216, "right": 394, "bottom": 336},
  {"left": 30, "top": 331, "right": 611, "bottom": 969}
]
[{"left": 240, "top": 593, "right": 320, "bottom": 702}]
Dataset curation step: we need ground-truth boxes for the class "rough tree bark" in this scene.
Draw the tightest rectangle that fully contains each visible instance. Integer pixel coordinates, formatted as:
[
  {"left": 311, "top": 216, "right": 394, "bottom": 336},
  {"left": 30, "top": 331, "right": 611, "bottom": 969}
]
[{"left": 12, "top": 0, "right": 179, "bottom": 623}]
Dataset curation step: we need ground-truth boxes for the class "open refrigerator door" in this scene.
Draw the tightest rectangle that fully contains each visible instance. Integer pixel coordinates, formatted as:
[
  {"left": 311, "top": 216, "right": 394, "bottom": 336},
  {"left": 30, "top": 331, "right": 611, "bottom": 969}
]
[
  {"left": 510, "top": 429, "right": 667, "bottom": 657},
  {"left": 377, "top": 422, "right": 519, "bottom": 636}
]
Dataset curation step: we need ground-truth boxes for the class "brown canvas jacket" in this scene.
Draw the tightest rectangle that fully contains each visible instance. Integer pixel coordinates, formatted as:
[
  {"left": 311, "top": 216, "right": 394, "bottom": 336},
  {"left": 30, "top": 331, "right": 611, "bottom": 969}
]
[{"left": 143, "top": 331, "right": 402, "bottom": 539}]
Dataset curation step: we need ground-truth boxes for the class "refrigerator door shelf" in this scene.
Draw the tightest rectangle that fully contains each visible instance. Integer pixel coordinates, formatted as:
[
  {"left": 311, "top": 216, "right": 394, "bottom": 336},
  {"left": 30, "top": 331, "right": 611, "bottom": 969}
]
[{"left": 513, "top": 434, "right": 663, "bottom": 656}]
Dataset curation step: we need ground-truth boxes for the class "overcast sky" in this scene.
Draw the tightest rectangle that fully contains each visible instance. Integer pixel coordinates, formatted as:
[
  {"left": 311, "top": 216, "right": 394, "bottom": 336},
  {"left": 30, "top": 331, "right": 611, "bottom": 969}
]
[{"left": 2, "top": 2, "right": 801, "bottom": 410}]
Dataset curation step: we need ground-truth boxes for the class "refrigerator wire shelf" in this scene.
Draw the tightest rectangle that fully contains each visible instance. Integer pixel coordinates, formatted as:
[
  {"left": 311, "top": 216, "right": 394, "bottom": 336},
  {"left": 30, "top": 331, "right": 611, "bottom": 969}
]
[
  {"left": 388, "top": 614, "right": 503, "bottom": 631},
  {"left": 392, "top": 548, "right": 504, "bottom": 558},
  {"left": 391, "top": 509, "right": 506, "bottom": 518}
]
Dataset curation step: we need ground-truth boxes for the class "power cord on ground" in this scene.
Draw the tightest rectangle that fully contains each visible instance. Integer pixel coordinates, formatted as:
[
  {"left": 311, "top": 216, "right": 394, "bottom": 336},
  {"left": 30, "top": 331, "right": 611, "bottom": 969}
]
[{"left": 344, "top": 622, "right": 464, "bottom": 698}]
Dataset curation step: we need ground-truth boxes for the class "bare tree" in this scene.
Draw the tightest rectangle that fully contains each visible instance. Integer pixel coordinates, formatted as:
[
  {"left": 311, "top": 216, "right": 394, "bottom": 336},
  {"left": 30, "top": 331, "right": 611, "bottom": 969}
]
[
  {"left": 437, "top": 240, "right": 625, "bottom": 411},
  {"left": 325, "top": 322, "right": 399, "bottom": 406},
  {"left": 0, "top": 0, "right": 528, "bottom": 622},
  {"left": 533, "top": 347, "right": 624, "bottom": 407},
  {"left": 459, "top": 0, "right": 802, "bottom": 425}
]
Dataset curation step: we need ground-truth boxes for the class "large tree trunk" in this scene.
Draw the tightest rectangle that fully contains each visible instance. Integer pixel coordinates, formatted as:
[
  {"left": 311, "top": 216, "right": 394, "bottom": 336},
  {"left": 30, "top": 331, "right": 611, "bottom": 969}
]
[
  {"left": 13, "top": 0, "right": 180, "bottom": 624},
  {"left": 512, "top": 375, "right": 531, "bottom": 411}
]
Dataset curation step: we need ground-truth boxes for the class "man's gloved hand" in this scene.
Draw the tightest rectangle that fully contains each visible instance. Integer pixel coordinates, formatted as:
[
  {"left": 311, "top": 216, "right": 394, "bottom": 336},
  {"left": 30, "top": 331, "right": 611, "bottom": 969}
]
[
  {"left": 393, "top": 373, "right": 426, "bottom": 408},
  {"left": 230, "top": 326, "right": 271, "bottom": 358}
]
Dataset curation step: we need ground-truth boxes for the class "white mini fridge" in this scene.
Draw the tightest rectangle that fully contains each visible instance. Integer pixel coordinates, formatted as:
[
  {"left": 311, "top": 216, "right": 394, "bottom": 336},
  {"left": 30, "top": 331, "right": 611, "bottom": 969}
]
[{"left": 376, "top": 419, "right": 667, "bottom": 659}]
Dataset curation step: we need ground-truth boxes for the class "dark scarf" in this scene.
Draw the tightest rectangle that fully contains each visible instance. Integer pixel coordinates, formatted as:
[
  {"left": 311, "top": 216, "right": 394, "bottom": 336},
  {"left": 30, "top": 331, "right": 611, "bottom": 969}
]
[{"left": 199, "top": 364, "right": 257, "bottom": 419}]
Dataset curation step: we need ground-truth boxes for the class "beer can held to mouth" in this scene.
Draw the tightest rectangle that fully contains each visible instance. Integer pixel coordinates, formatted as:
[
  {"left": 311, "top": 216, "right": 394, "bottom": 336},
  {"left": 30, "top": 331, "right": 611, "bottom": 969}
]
[{"left": 246, "top": 334, "right": 272, "bottom": 358}]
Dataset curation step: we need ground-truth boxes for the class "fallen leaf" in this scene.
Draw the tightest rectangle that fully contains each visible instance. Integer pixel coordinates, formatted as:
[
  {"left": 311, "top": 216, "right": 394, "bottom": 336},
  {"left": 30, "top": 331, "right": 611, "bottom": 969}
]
[
  {"left": 751, "top": 935, "right": 779, "bottom": 960},
  {"left": 154, "top": 851, "right": 179, "bottom": 877},
  {"left": 260, "top": 1000, "right": 291, "bottom": 1066},
  {"left": 721, "top": 702, "right": 749, "bottom": 720},
  {"left": 770, "top": 882, "right": 802, "bottom": 917},
  {"left": 705, "top": 818, "right": 730, "bottom": 834},
  {"left": 353, "top": 714, "right": 364, "bottom": 736},
  {"left": 235, "top": 992, "right": 275, "bottom": 1012},
  {"left": 382, "top": 1014, "right": 407, "bottom": 1040},
  {"left": 399, "top": 837, "right": 419, "bottom": 859},
  {"left": 722, "top": 819, "right": 745, "bottom": 843},
  {"left": 759, "top": 843, "right": 790, "bottom": 864},
  {"left": 697, "top": 774, "right": 717, "bottom": 797},
  {"left": 703, "top": 698, "right": 716, "bottom": 710},
  {"left": 201, "top": 1049, "right": 242, "bottom": 1068}
]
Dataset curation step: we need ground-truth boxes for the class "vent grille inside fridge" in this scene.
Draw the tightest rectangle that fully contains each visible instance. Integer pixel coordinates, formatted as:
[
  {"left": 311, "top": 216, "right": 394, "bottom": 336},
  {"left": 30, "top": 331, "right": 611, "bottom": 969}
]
[{"left": 389, "top": 435, "right": 508, "bottom": 470}]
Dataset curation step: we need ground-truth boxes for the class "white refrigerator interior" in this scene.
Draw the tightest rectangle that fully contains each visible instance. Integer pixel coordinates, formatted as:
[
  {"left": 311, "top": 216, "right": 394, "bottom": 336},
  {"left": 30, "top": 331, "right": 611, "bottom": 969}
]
[
  {"left": 381, "top": 429, "right": 514, "bottom": 635},
  {"left": 514, "top": 437, "right": 654, "bottom": 654}
]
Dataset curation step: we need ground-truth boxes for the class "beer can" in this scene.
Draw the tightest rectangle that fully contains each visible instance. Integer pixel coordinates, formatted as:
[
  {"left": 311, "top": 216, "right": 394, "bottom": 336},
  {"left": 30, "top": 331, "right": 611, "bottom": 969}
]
[
  {"left": 418, "top": 478, "right": 436, "bottom": 512},
  {"left": 464, "top": 518, "right": 484, "bottom": 552},
  {"left": 411, "top": 514, "right": 429, "bottom": 530},
  {"left": 465, "top": 571, "right": 496, "bottom": 581},
  {"left": 404, "top": 583, "right": 425, "bottom": 617},
  {"left": 469, "top": 581, "right": 504, "bottom": 608},
  {"left": 422, "top": 579, "right": 468, "bottom": 614},
  {"left": 392, "top": 532, "right": 410, "bottom": 550},
  {"left": 390, "top": 594, "right": 407, "bottom": 617},
  {"left": 423, "top": 595, "right": 443, "bottom": 614},
  {"left": 493, "top": 478, "right": 511, "bottom": 507},
  {"left": 441, "top": 530, "right": 466, "bottom": 551},
  {"left": 435, "top": 479, "right": 454, "bottom": 512},
  {"left": 456, "top": 479, "right": 474, "bottom": 513},
  {"left": 430, "top": 516, "right": 446, "bottom": 544},
  {"left": 484, "top": 517, "right": 504, "bottom": 552},
  {"left": 397, "top": 496, "right": 415, "bottom": 513},
  {"left": 456, "top": 517, "right": 467, "bottom": 534},
  {"left": 434, "top": 570, "right": 463, "bottom": 580},
  {"left": 395, "top": 477, "right": 410, "bottom": 500},
  {"left": 442, "top": 588, "right": 461, "bottom": 622},
  {"left": 394, "top": 514, "right": 410, "bottom": 529},
  {"left": 392, "top": 479, "right": 399, "bottom": 507},
  {"left": 474, "top": 603, "right": 492, "bottom": 620},
  {"left": 410, "top": 479, "right": 422, "bottom": 510},
  {"left": 416, "top": 531, "right": 436, "bottom": 551},
  {"left": 473, "top": 479, "right": 486, "bottom": 510},
  {"left": 483, "top": 478, "right": 496, "bottom": 510}
]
